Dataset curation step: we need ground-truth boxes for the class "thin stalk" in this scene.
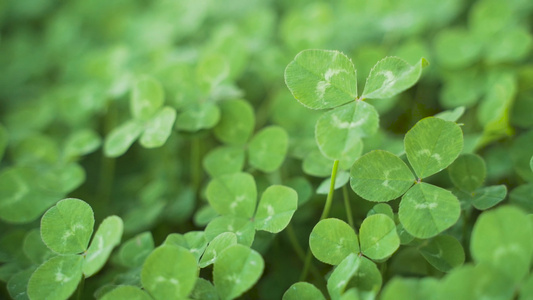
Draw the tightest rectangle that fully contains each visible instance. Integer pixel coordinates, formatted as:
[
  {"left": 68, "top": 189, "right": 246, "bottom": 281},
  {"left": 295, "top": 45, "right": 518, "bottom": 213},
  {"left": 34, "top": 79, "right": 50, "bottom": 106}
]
[
  {"left": 319, "top": 160, "right": 340, "bottom": 221},
  {"left": 343, "top": 185, "right": 354, "bottom": 229},
  {"left": 191, "top": 136, "right": 202, "bottom": 194},
  {"left": 300, "top": 160, "right": 340, "bottom": 281},
  {"left": 76, "top": 275, "right": 85, "bottom": 300},
  {"left": 286, "top": 224, "right": 321, "bottom": 280}
]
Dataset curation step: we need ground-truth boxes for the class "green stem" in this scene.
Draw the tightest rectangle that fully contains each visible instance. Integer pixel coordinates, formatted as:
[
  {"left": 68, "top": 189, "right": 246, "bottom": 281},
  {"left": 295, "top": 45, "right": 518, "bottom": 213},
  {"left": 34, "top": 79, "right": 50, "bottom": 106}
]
[
  {"left": 191, "top": 136, "right": 202, "bottom": 194},
  {"left": 286, "top": 224, "right": 321, "bottom": 280},
  {"left": 300, "top": 160, "right": 340, "bottom": 281},
  {"left": 76, "top": 275, "right": 85, "bottom": 300},
  {"left": 319, "top": 160, "right": 339, "bottom": 221},
  {"left": 343, "top": 185, "right": 354, "bottom": 228}
]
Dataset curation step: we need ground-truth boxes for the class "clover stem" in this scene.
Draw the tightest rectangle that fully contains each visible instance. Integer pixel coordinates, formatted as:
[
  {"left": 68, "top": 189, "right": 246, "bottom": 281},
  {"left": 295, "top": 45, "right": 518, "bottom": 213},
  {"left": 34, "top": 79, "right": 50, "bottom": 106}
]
[
  {"left": 286, "top": 224, "right": 321, "bottom": 280},
  {"left": 343, "top": 185, "right": 354, "bottom": 229},
  {"left": 75, "top": 275, "right": 85, "bottom": 300},
  {"left": 191, "top": 136, "right": 202, "bottom": 194},
  {"left": 320, "top": 159, "right": 340, "bottom": 221},
  {"left": 301, "top": 159, "right": 340, "bottom": 281}
]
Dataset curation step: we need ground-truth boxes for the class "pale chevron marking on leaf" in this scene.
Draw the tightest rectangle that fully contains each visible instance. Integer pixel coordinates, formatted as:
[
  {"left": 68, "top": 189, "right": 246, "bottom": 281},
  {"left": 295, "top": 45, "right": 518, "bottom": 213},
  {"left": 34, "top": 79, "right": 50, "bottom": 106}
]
[
  {"left": 415, "top": 202, "right": 438, "bottom": 210},
  {"left": 331, "top": 114, "right": 367, "bottom": 129},
  {"left": 315, "top": 68, "right": 350, "bottom": 103},
  {"left": 431, "top": 153, "right": 442, "bottom": 163},
  {"left": 230, "top": 195, "right": 246, "bottom": 212}
]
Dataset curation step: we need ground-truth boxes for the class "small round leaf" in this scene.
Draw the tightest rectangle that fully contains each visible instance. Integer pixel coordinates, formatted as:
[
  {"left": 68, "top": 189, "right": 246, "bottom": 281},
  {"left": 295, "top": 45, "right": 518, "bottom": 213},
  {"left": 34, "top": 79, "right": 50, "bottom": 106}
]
[
  {"left": 283, "top": 282, "right": 326, "bottom": 300},
  {"left": 399, "top": 183, "right": 461, "bottom": 239},
  {"left": 309, "top": 218, "right": 359, "bottom": 265},
  {"left": 214, "top": 244, "right": 264, "bottom": 300},
  {"left": 204, "top": 215, "right": 255, "bottom": 247},
  {"left": 254, "top": 185, "right": 297, "bottom": 233},
  {"left": 405, "top": 117, "right": 463, "bottom": 179},
  {"left": 199, "top": 232, "right": 237, "bottom": 268},
  {"left": 360, "top": 214, "right": 400, "bottom": 260},
  {"left": 418, "top": 235, "right": 465, "bottom": 272},
  {"left": 139, "top": 106, "right": 177, "bottom": 148},
  {"left": 100, "top": 285, "right": 152, "bottom": 300},
  {"left": 350, "top": 150, "right": 415, "bottom": 202},
  {"left": 206, "top": 172, "right": 257, "bottom": 219},
  {"left": 41, "top": 198, "right": 95, "bottom": 254},
  {"left": 361, "top": 57, "right": 428, "bottom": 99},
  {"left": 130, "top": 76, "right": 164, "bottom": 121},
  {"left": 82, "top": 216, "right": 123, "bottom": 277},
  {"left": 284, "top": 49, "right": 357, "bottom": 110},
  {"left": 27, "top": 255, "right": 83, "bottom": 300},
  {"left": 448, "top": 153, "right": 486, "bottom": 192},
  {"left": 203, "top": 146, "right": 245, "bottom": 177},
  {"left": 214, "top": 99, "right": 255, "bottom": 145},
  {"left": 141, "top": 245, "right": 198, "bottom": 300},
  {"left": 104, "top": 120, "right": 143, "bottom": 158},
  {"left": 248, "top": 126, "right": 289, "bottom": 173},
  {"left": 472, "top": 185, "right": 507, "bottom": 210},
  {"left": 175, "top": 102, "right": 220, "bottom": 132}
]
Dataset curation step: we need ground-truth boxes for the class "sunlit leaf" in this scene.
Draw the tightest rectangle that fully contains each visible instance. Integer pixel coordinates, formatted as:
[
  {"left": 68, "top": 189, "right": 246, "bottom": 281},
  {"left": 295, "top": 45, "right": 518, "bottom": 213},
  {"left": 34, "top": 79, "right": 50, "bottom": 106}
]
[
  {"left": 254, "top": 185, "right": 297, "bottom": 233},
  {"left": 139, "top": 106, "right": 177, "bottom": 148},
  {"left": 309, "top": 218, "right": 359, "bottom": 265},
  {"left": 283, "top": 282, "right": 326, "bottom": 300},
  {"left": 40, "top": 198, "right": 94, "bottom": 254},
  {"left": 83, "top": 216, "right": 123, "bottom": 277},
  {"left": 359, "top": 214, "right": 400, "bottom": 260},
  {"left": 248, "top": 126, "right": 289, "bottom": 173},
  {"left": 130, "top": 76, "right": 164, "bottom": 121},
  {"left": 214, "top": 244, "right": 264, "bottom": 300},
  {"left": 27, "top": 255, "right": 83, "bottom": 300},
  {"left": 285, "top": 49, "right": 357, "bottom": 109}
]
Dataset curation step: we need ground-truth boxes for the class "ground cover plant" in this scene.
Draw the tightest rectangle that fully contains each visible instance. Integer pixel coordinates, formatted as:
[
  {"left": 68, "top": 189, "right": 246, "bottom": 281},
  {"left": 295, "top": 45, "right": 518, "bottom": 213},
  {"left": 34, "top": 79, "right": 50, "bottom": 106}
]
[{"left": 1, "top": 0, "right": 533, "bottom": 299}]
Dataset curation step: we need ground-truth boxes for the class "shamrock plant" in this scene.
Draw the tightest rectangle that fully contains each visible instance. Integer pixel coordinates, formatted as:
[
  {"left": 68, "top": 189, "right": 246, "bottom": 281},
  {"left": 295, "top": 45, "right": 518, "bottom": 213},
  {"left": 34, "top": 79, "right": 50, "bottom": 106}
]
[
  {"left": 26, "top": 198, "right": 123, "bottom": 300},
  {"left": 104, "top": 76, "right": 177, "bottom": 157},
  {"left": 285, "top": 49, "right": 428, "bottom": 169}
]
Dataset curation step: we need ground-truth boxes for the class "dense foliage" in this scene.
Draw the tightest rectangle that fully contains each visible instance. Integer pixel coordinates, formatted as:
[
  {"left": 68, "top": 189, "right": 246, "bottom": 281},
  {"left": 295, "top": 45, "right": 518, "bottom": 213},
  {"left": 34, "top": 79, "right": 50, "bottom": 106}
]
[{"left": 1, "top": 0, "right": 532, "bottom": 299}]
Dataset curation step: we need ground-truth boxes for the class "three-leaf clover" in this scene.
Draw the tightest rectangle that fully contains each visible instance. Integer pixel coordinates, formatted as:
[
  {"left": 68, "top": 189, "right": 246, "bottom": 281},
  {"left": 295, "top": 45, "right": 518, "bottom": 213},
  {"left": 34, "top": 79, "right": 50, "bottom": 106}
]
[
  {"left": 27, "top": 198, "right": 123, "bottom": 300},
  {"left": 204, "top": 172, "right": 298, "bottom": 246},
  {"left": 285, "top": 49, "right": 428, "bottom": 169},
  {"left": 350, "top": 117, "right": 463, "bottom": 238},
  {"left": 104, "top": 76, "right": 177, "bottom": 157}
]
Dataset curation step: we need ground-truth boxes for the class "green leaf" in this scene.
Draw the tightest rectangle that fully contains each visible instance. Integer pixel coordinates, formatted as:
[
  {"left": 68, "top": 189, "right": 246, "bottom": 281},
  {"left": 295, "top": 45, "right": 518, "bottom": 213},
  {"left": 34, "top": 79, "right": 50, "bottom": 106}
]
[
  {"left": 191, "top": 278, "right": 218, "bottom": 300},
  {"left": 214, "top": 244, "right": 264, "bottom": 300},
  {"left": 303, "top": 150, "right": 334, "bottom": 177},
  {"left": 104, "top": 120, "right": 143, "bottom": 157},
  {"left": 164, "top": 231, "right": 208, "bottom": 262},
  {"left": 309, "top": 218, "right": 359, "bottom": 265},
  {"left": 434, "top": 29, "right": 482, "bottom": 69},
  {"left": 471, "top": 205, "right": 533, "bottom": 282},
  {"left": 206, "top": 172, "right": 257, "bottom": 218},
  {"left": 282, "top": 282, "right": 326, "bottom": 300},
  {"left": 40, "top": 198, "right": 94, "bottom": 254},
  {"left": 530, "top": 156, "right": 533, "bottom": 172},
  {"left": 23, "top": 229, "right": 54, "bottom": 265},
  {"left": 399, "top": 183, "right": 461, "bottom": 239},
  {"left": 0, "top": 167, "right": 61, "bottom": 224},
  {"left": 284, "top": 49, "right": 357, "bottom": 110},
  {"left": 359, "top": 214, "right": 400, "bottom": 260},
  {"left": 130, "top": 76, "right": 164, "bottom": 121},
  {"left": 248, "top": 126, "right": 289, "bottom": 173},
  {"left": 380, "top": 277, "right": 438, "bottom": 300},
  {"left": 205, "top": 215, "right": 255, "bottom": 247},
  {"left": 139, "top": 106, "right": 177, "bottom": 148},
  {"left": 317, "top": 170, "right": 349, "bottom": 194},
  {"left": 117, "top": 231, "right": 154, "bottom": 268},
  {"left": 199, "top": 232, "right": 237, "bottom": 268},
  {"left": 141, "top": 245, "right": 198, "bottom": 300},
  {"left": 510, "top": 184, "right": 533, "bottom": 213},
  {"left": 418, "top": 235, "right": 464, "bottom": 272},
  {"left": 486, "top": 27, "right": 532, "bottom": 63},
  {"left": 83, "top": 216, "right": 123, "bottom": 277},
  {"left": 214, "top": 99, "right": 255, "bottom": 145},
  {"left": 315, "top": 101, "right": 379, "bottom": 168},
  {"left": 64, "top": 129, "right": 101, "bottom": 159},
  {"left": 361, "top": 57, "right": 428, "bottom": 99},
  {"left": 448, "top": 153, "right": 486, "bottom": 193},
  {"left": 511, "top": 130, "right": 533, "bottom": 182},
  {"left": 7, "top": 267, "right": 35, "bottom": 300},
  {"left": 327, "top": 254, "right": 381, "bottom": 300},
  {"left": 404, "top": 117, "right": 463, "bottom": 179},
  {"left": 254, "top": 185, "right": 297, "bottom": 233},
  {"left": 434, "top": 106, "right": 465, "bottom": 122},
  {"left": 472, "top": 185, "right": 507, "bottom": 210},
  {"left": 39, "top": 162, "right": 85, "bottom": 195},
  {"left": 350, "top": 150, "right": 415, "bottom": 202},
  {"left": 175, "top": 102, "right": 221, "bottom": 132},
  {"left": 27, "top": 255, "right": 83, "bottom": 300},
  {"left": 100, "top": 285, "right": 152, "bottom": 300},
  {"left": 367, "top": 203, "right": 394, "bottom": 220},
  {"left": 203, "top": 146, "right": 245, "bottom": 178}
]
